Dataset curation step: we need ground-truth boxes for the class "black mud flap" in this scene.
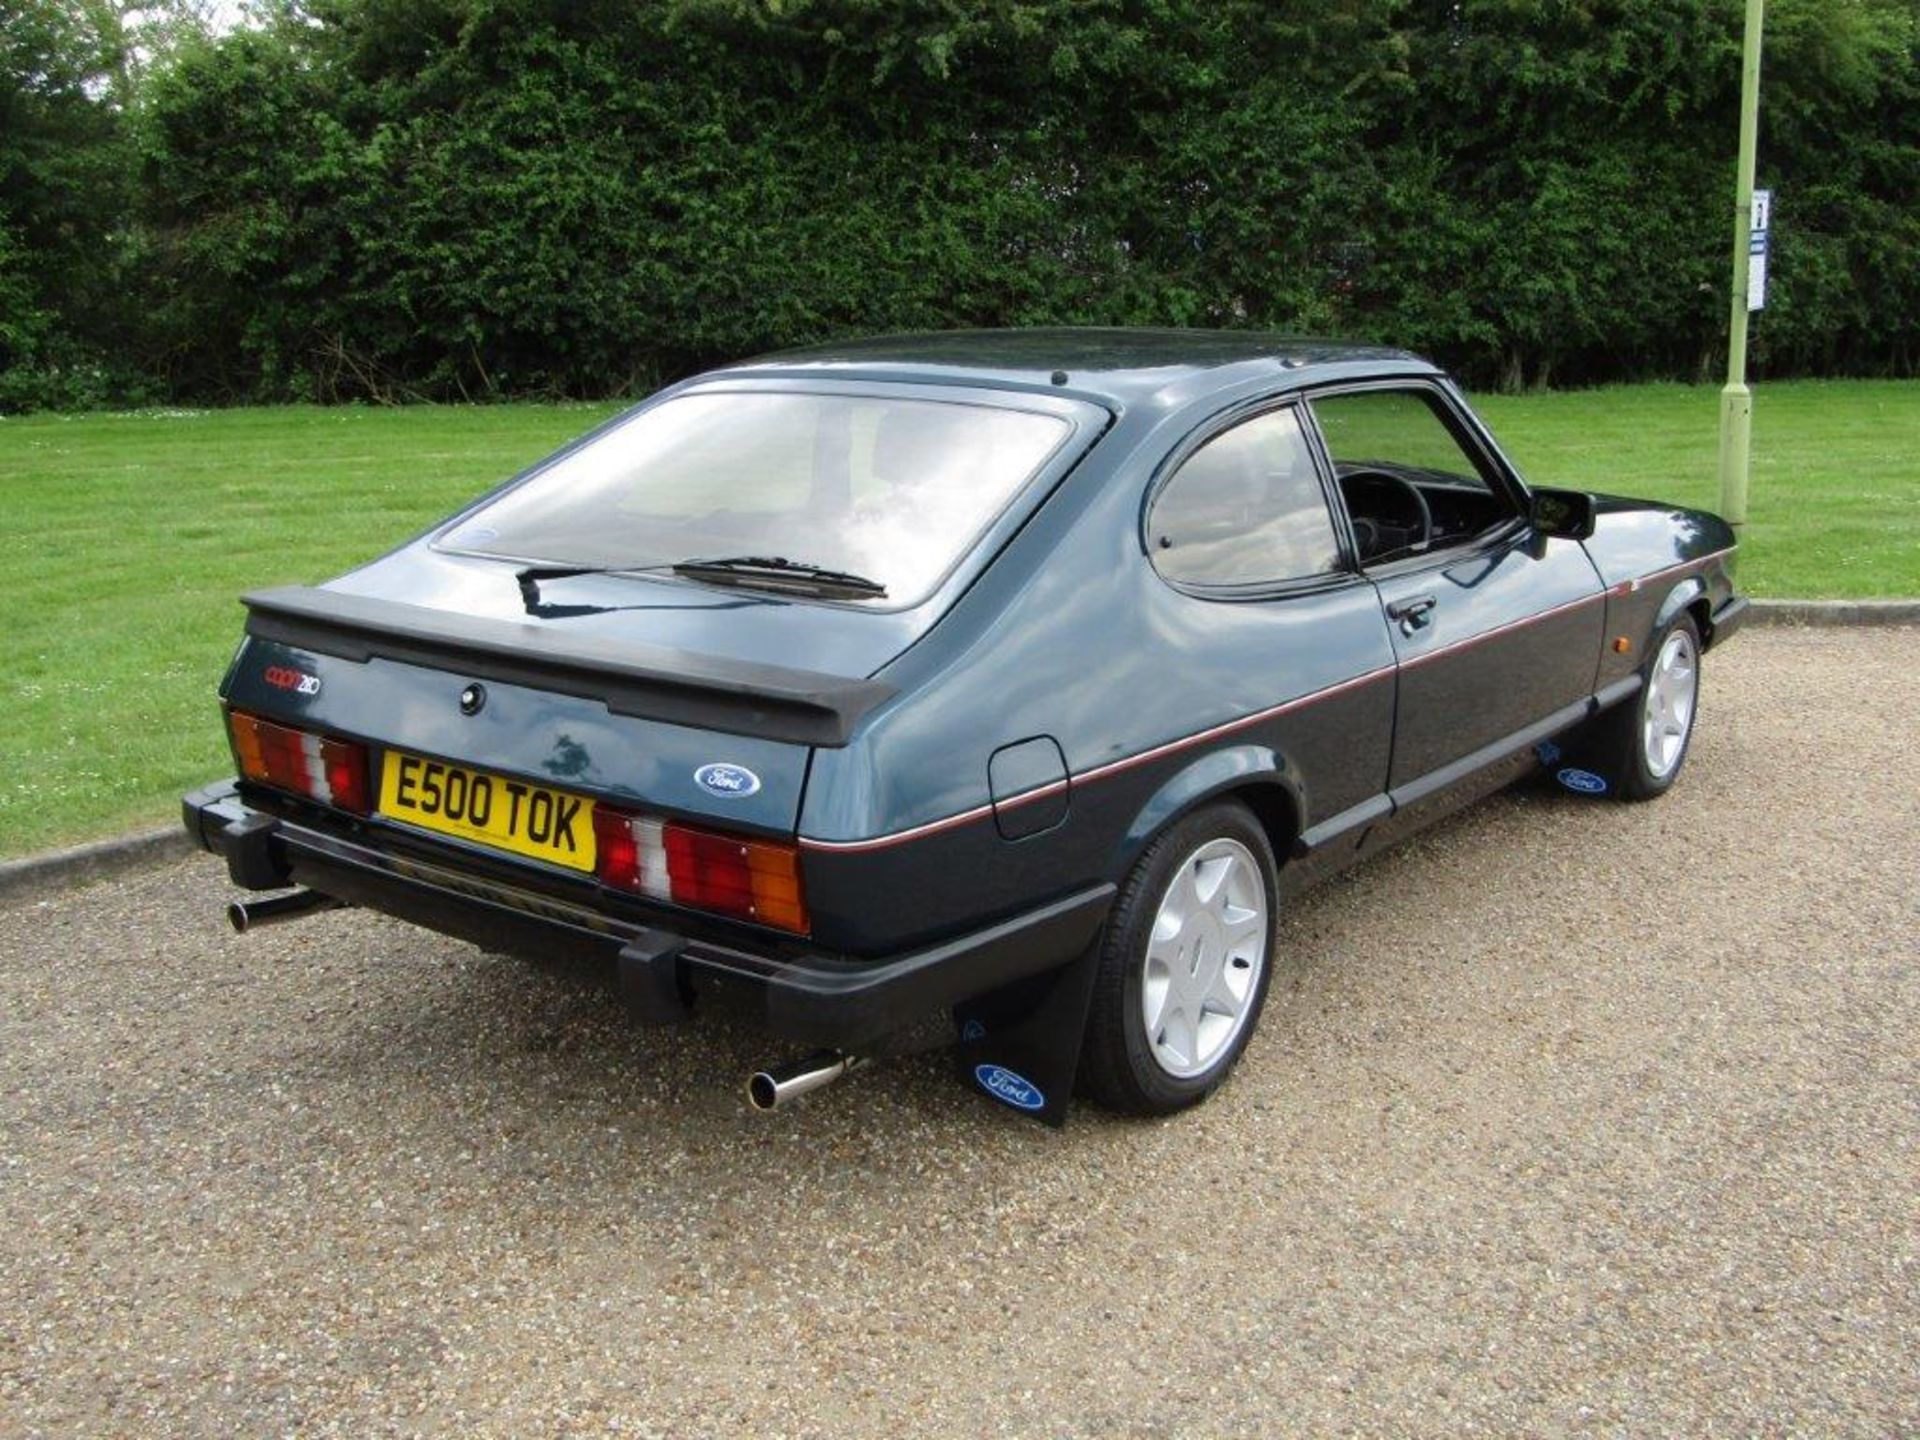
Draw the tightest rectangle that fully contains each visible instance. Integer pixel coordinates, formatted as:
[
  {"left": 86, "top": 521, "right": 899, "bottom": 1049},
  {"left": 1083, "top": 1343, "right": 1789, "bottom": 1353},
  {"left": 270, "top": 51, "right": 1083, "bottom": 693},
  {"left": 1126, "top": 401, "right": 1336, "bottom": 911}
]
[
  {"left": 953, "top": 941, "right": 1102, "bottom": 1128},
  {"left": 1534, "top": 739, "right": 1611, "bottom": 797}
]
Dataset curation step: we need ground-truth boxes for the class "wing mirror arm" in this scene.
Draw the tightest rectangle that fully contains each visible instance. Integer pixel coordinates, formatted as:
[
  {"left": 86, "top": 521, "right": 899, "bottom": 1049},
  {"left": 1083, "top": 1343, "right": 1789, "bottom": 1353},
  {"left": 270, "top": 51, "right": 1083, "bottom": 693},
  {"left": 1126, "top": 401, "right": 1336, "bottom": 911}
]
[{"left": 1529, "top": 488, "right": 1597, "bottom": 542}]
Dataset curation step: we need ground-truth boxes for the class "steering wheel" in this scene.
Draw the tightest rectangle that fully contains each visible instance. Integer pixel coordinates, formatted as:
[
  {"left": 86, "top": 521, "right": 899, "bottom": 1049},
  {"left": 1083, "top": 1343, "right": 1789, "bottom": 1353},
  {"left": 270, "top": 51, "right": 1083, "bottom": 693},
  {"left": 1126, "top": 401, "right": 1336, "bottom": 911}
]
[{"left": 1340, "top": 468, "right": 1432, "bottom": 559}]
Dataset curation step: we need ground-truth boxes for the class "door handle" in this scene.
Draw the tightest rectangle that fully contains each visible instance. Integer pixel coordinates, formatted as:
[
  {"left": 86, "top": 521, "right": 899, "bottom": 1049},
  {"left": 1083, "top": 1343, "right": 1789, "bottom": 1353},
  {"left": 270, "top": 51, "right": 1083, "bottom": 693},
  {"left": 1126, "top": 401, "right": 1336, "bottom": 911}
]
[{"left": 1387, "top": 594, "right": 1437, "bottom": 633}]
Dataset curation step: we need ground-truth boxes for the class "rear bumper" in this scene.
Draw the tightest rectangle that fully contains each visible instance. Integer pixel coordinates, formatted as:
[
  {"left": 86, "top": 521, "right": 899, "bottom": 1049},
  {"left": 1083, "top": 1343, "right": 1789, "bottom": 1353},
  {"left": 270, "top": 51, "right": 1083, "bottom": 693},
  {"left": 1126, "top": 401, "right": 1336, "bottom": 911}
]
[{"left": 183, "top": 781, "right": 1112, "bottom": 1053}]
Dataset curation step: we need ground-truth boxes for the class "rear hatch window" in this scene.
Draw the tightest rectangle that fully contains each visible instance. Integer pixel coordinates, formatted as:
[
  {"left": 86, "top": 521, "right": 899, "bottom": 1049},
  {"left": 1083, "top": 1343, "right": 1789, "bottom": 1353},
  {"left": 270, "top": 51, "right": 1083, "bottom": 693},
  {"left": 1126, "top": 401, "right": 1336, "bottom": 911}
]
[{"left": 441, "top": 389, "right": 1077, "bottom": 609}]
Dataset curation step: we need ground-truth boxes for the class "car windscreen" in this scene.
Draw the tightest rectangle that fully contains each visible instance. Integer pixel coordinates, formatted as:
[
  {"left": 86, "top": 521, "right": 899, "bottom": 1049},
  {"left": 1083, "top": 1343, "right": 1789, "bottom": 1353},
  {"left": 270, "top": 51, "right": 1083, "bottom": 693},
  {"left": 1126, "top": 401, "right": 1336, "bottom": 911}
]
[{"left": 440, "top": 390, "right": 1076, "bottom": 606}]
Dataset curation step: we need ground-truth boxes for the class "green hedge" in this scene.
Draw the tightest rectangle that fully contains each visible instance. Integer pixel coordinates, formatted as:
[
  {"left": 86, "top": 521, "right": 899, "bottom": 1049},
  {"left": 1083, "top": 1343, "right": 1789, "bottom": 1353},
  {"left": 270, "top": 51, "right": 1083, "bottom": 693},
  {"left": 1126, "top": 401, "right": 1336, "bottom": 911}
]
[{"left": 3, "top": 0, "right": 1915, "bottom": 410}]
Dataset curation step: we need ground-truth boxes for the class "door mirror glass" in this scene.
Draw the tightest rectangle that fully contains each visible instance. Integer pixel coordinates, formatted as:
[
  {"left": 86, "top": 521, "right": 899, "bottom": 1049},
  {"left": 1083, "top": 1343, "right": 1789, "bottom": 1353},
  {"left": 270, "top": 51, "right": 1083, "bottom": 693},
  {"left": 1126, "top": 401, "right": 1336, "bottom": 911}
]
[{"left": 1530, "top": 488, "right": 1596, "bottom": 541}]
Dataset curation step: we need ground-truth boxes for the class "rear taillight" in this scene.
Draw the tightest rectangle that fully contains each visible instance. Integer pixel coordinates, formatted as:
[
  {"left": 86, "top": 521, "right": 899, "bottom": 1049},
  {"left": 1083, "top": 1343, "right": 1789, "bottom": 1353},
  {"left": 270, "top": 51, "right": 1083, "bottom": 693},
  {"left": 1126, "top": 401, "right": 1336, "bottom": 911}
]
[
  {"left": 228, "top": 710, "right": 371, "bottom": 815},
  {"left": 592, "top": 802, "right": 808, "bottom": 935}
]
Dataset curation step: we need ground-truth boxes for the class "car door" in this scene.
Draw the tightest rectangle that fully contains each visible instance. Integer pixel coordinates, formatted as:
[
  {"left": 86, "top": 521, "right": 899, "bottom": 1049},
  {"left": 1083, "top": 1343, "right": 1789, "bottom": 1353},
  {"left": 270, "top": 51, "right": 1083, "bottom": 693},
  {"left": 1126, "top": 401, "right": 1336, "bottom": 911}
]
[
  {"left": 1141, "top": 396, "right": 1397, "bottom": 866},
  {"left": 1304, "top": 381, "right": 1605, "bottom": 800}
]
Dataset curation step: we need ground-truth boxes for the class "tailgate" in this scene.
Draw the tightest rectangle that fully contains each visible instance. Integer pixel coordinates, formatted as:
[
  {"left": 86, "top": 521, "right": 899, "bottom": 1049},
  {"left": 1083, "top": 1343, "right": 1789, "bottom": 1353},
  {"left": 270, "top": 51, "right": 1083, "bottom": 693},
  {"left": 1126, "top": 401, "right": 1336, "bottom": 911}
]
[{"left": 224, "top": 587, "right": 890, "bottom": 836}]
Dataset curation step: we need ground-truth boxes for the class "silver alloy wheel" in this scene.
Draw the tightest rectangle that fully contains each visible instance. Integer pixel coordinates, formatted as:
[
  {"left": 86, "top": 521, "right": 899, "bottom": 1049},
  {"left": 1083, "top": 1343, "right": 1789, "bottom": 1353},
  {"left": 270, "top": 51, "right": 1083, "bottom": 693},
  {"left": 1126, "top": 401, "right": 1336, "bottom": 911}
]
[
  {"left": 1140, "top": 836, "right": 1270, "bottom": 1079},
  {"left": 1642, "top": 627, "right": 1700, "bottom": 779}
]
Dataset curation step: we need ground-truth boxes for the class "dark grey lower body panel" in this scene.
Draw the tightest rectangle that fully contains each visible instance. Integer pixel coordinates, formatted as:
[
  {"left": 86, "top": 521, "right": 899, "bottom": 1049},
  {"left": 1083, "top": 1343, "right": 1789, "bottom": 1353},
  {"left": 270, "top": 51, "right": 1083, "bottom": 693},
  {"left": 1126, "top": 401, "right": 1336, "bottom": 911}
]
[
  {"left": 1289, "top": 684, "right": 1622, "bottom": 873},
  {"left": 1388, "top": 694, "right": 1594, "bottom": 812},
  {"left": 184, "top": 781, "right": 1113, "bottom": 1053}
]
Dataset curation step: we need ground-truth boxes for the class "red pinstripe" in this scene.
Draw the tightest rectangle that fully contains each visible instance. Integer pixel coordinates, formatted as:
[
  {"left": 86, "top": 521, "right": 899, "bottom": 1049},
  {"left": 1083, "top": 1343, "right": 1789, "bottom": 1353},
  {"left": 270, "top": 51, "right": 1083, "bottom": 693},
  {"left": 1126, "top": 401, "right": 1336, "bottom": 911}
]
[{"left": 799, "top": 545, "right": 1735, "bottom": 853}]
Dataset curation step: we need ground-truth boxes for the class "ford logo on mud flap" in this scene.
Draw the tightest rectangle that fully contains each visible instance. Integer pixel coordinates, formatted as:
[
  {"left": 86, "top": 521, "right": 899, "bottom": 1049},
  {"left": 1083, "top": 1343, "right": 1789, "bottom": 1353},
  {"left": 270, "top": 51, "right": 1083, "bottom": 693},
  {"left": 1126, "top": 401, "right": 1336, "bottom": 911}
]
[
  {"left": 1556, "top": 767, "right": 1609, "bottom": 795},
  {"left": 694, "top": 763, "right": 761, "bottom": 798},
  {"left": 973, "top": 1064, "right": 1046, "bottom": 1112}
]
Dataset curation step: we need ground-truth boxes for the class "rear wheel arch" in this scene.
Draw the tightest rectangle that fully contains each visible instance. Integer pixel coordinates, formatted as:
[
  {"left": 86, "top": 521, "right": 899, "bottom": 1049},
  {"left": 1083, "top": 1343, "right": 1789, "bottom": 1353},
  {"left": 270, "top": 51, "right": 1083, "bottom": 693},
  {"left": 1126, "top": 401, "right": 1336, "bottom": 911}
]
[
  {"left": 1234, "top": 783, "right": 1302, "bottom": 873},
  {"left": 1113, "top": 745, "right": 1304, "bottom": 879}
]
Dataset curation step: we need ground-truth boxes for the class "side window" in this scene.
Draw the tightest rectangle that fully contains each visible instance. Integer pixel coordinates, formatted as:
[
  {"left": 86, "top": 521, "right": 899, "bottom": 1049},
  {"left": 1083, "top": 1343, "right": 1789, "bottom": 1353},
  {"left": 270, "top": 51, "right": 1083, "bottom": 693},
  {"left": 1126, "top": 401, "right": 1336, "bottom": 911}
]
[
  {"left": 1148, "top": 406, "right": 1342, "bottom": 587},
  {"left": 1311, "top": 388, "right": 1517, "bottom": 562}
]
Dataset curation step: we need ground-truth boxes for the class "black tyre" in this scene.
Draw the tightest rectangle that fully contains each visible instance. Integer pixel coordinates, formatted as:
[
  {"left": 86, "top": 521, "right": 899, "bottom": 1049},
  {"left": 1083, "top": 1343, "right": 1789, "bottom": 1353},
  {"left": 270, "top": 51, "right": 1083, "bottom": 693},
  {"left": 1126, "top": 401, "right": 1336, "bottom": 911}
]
[
  {"left": 1078, "top": 801, "right": 1278, "bottom": 1116},
  {"left": 1581, "top": 612, "right": 1704, "bottom": 802}
]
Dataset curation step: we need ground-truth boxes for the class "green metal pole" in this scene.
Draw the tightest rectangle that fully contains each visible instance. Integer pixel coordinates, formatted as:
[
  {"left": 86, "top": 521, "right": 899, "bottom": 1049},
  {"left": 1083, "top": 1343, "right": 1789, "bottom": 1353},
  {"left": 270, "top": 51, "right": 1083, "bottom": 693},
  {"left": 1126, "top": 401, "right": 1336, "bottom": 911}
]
[{"left": 1718, "top": 0, "right": 1765, "bottom": 527}]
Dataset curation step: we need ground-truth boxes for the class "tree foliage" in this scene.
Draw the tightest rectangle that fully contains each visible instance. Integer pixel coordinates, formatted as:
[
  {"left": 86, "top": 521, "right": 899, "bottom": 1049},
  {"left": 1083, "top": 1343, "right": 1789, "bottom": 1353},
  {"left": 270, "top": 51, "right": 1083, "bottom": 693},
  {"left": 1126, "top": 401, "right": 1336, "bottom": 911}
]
[
  {"left": 2, "top": 0, "right": 1914, "bottom": 409},
  {"left": 1, "top": 1, "right": 137, "bottom": 408}
]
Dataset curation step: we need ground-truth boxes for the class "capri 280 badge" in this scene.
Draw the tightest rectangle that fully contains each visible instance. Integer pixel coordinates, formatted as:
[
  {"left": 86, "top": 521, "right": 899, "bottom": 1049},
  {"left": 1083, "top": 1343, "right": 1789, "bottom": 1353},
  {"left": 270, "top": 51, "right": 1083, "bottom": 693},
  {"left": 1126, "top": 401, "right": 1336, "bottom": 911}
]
[
  {"left": 694, "top": 762, "right": 761, "bottom": 798},
  {"left": 262, "top": 664, "right": 320, "bottom": 697}
]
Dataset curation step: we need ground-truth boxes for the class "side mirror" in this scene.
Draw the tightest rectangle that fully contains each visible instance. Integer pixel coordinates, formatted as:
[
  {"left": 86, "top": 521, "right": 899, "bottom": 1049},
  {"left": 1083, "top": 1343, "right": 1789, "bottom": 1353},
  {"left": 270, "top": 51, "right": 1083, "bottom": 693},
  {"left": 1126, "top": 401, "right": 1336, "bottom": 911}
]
[{"left": 1530, "top": 487, "right": 1596, "bottom": 541}]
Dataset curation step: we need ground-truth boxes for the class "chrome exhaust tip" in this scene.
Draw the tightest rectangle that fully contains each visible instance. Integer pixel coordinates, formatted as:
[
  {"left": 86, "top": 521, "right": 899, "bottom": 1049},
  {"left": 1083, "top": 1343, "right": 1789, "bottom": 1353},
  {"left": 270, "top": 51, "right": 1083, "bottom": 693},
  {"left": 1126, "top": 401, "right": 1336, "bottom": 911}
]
[
  {"left": 227, "top": 890, "right": 341, "bottom": 934},
  {"left": 747, "top": 1050, "right": 866, "bottom": 1111}
]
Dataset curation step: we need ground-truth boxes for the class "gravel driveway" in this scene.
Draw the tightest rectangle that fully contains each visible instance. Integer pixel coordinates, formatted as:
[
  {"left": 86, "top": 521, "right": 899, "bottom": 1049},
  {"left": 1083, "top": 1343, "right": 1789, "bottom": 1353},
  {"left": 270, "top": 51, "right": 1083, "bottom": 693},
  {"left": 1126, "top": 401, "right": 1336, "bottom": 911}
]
[{"left": 2, "top": 627, "right": 1915, "bottom": 1438}]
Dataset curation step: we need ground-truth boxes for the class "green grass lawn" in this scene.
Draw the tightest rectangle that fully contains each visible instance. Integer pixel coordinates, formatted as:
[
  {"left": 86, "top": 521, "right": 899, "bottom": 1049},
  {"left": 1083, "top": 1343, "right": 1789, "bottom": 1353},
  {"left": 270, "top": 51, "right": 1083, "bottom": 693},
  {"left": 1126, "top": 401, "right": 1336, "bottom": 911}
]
[
  {"left": 1472, "top": 380, "right": 1918, "bottom": 599},
  {"left": 1, "top": 379, "right": 1914, "bottom": 857},
  {"left": 2, "top": 402, "right": 619, "bottom": 858}
]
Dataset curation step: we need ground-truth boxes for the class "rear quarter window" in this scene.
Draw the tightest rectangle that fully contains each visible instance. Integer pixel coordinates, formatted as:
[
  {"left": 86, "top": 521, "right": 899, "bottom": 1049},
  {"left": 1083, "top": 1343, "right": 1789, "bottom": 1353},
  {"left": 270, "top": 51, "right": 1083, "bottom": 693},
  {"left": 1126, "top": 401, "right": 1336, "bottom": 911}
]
[{"left": 1149, "top": 406, "right": 1342, "bottom": 587}]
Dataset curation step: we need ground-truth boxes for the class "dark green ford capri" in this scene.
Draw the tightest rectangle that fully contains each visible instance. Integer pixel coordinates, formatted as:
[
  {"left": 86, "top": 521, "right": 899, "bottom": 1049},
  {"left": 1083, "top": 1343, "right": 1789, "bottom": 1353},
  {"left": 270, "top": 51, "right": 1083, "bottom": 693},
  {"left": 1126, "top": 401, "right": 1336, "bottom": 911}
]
[{"left": 185, "top": 330, "right": 1746, "bottom": 1123}]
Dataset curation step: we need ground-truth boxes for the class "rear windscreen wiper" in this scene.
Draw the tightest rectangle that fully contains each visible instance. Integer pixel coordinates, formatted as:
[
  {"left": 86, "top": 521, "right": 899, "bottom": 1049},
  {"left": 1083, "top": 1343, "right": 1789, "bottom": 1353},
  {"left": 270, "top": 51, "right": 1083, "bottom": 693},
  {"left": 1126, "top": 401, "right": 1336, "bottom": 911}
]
[
  {"left": 517, "top": 556, "right": 886, "bottom": 612},
  {"left": 670, "top": 555, "right": 888, "bottom": 600},
  {"left": 517, "top": 563, "right": 672, "bottom": 612}
]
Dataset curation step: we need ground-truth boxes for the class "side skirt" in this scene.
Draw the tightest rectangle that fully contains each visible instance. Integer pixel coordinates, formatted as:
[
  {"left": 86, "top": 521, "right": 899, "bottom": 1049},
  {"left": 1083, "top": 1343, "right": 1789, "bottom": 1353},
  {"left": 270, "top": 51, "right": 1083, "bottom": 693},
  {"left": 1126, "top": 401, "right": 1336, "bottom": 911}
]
[{"left": 1290, "top": 688, "right": 1629, "bottom": 882}]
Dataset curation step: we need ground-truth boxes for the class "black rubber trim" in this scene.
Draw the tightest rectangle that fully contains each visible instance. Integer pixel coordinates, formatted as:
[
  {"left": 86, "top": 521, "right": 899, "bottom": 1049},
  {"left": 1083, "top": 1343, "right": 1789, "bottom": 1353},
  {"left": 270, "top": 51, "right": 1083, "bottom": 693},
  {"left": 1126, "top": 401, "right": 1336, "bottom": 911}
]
[
  {"left": 754, "top": 886, "right": 1115, "bottom": 1051},
  {"left": 1389, "top": 694, "right": 1596, "bottom": 811},
  {"left": 1708, "top": 594, "right": 1750, "bottom": 647},
  {"left": 243, "top": 585, "right": 895, "bottom": 747},
  {"left": 1593, "top": 673, "right": 1644, "bottom": 710},
  {"left": 1292, "top": 679, "right": 1638, "bottom": 857},
  {"left": 182, "top": 779, "right": 247, "bottom": 852},
  {"left": 1293, "top": 793, "right": 1392, "bottom": 857}
]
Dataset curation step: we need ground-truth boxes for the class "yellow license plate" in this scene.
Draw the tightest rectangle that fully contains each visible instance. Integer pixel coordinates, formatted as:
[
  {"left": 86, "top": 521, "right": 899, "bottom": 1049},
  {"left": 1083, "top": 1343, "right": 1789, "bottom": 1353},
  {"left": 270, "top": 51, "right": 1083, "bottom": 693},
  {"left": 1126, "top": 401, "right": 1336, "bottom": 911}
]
[{"left": 378, "top": 750, "right": 596, "bottom": 873}]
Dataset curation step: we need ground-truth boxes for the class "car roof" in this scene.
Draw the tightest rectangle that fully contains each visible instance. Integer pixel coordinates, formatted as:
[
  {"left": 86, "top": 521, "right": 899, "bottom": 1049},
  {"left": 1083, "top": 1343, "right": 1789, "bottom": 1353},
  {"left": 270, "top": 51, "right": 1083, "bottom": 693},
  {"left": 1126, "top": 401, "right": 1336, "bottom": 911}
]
[{"left": 716, "top": 328, "right": 1436, "bottom": 409}]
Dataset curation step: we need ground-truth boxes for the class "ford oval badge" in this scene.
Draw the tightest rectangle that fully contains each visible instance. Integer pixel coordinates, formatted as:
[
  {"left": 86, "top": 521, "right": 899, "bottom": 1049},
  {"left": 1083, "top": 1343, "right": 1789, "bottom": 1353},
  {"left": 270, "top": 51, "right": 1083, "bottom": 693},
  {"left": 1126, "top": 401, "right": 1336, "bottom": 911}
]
[
  {"left": 973, "top": 1063, "right": 1046, "bottom": 1112},
  {"left": 1556, "top": 767, "right": 1609, "bottom": 795},
  {"left": 695, "top": 762, "right": 761, "bottom": 798}
]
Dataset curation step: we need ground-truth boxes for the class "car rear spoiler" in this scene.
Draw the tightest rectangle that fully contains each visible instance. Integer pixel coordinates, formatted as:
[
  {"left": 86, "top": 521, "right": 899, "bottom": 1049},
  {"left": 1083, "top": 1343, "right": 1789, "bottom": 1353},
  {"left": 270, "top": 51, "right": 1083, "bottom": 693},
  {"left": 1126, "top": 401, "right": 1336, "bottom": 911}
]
[{"left": 241, "top": 585, "right": 895, "bottom": 747}]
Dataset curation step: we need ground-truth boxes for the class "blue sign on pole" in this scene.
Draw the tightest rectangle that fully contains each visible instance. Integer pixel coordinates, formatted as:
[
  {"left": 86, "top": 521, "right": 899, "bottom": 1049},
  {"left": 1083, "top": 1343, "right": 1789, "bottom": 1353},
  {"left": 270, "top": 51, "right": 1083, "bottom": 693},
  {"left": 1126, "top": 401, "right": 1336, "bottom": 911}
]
[{"left": 1747, "top": 188, "right": 1773, "bottom": 312}]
